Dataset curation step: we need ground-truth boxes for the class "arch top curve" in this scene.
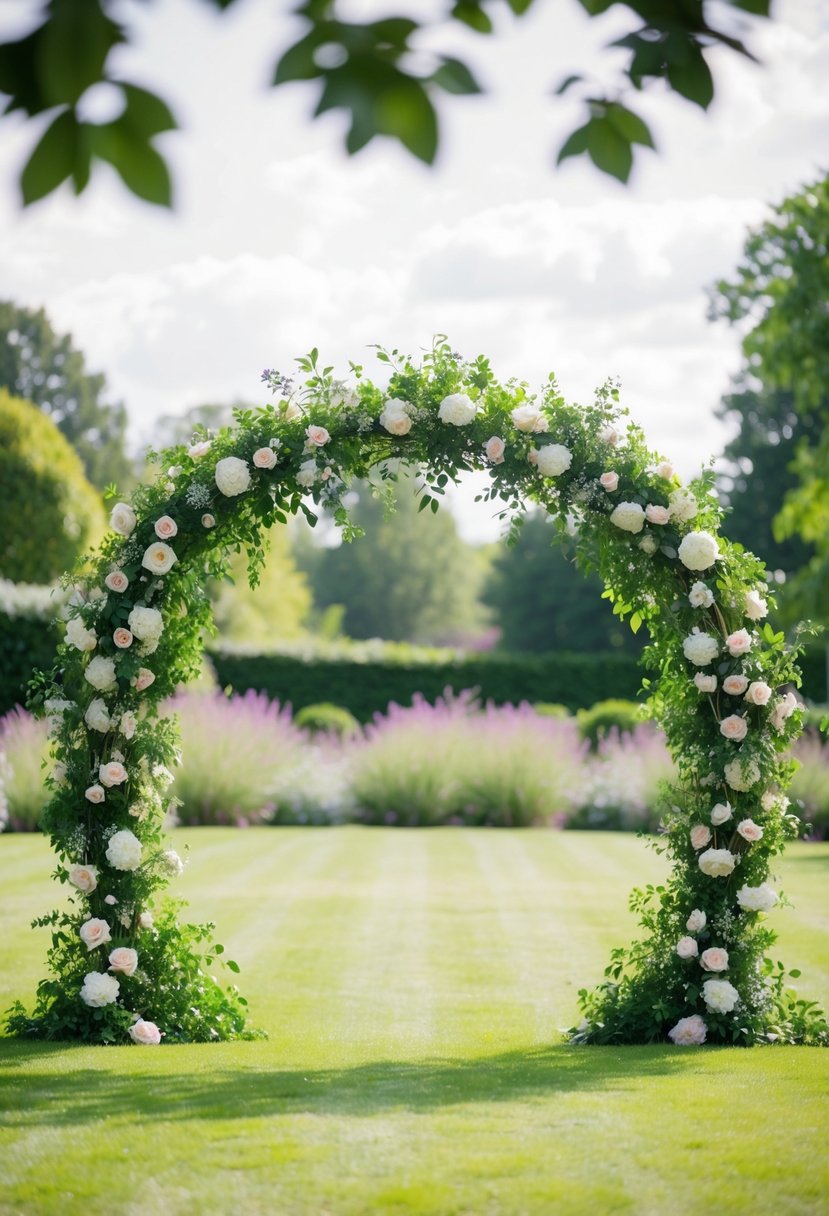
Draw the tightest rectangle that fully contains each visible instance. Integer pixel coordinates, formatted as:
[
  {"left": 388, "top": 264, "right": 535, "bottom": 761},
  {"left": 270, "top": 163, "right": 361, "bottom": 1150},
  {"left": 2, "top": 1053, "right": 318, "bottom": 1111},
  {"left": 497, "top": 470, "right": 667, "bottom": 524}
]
[{"left": 12, "top": 337, "right": 824, "bottom": 1049}]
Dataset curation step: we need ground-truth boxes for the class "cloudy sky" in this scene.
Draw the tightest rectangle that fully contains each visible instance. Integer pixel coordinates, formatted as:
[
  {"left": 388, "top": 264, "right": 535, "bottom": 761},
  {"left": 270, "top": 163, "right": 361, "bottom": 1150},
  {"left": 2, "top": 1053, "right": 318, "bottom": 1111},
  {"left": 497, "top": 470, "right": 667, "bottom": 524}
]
[{"left": 1, "top": 0, "right": 827, "bottom": 539}]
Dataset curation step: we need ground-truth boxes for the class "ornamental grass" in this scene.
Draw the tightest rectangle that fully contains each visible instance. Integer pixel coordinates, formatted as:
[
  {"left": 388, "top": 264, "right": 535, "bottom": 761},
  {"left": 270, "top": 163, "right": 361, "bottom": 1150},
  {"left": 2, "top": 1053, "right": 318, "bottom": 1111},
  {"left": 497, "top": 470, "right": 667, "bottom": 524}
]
[
  {"left": 0, "top": 706, "right": 51, "bottom": 831},
  {"left": 790, "top": 733, "right": 829, "bottom": 838}
]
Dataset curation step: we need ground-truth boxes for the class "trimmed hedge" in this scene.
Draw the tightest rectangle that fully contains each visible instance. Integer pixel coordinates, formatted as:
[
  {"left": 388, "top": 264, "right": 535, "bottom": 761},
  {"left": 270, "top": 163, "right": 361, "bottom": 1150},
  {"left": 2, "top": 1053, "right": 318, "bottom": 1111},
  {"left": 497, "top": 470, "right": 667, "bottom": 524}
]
[
  {"left": 0, "top": 610, "right": 59, "bottom": 716},
  {"left": 210, "top": 649, "right": 645, "bottom": 720}
]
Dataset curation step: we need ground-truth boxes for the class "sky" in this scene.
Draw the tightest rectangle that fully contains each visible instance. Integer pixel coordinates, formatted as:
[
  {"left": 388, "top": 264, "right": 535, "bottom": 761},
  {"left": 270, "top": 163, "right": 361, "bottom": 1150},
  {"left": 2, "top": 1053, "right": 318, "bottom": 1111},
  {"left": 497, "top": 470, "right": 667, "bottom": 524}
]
[{"left": 1, "top": 0, "right": 827, "bottom": 541}]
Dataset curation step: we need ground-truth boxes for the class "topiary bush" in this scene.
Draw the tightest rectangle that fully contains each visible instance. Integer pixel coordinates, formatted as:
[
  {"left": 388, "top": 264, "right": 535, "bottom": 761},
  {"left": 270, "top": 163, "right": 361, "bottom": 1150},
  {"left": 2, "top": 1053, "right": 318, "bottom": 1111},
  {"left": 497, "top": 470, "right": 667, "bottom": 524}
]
[
  {"left": 294, "top": 701, "right": 361, "bottom": 738},
  {"left": 0, "top": 389, "right": 105, "bottom": 583},
  {"left": 576, "top": 698, "right": 644, "bottom": 750}
]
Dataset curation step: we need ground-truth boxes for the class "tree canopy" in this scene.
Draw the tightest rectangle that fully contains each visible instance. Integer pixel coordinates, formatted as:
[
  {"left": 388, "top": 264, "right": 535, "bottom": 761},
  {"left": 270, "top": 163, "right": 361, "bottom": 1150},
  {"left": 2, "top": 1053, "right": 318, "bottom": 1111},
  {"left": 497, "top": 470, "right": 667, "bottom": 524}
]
[
  {"left": 1, "top": 0, "right": 772, "bottom": 207},
  {"left": 0, "top": 300, "right": 133, "bottom": 493},
  {"left": 710, "top": 174, "right": 829, "bottom": 625}
]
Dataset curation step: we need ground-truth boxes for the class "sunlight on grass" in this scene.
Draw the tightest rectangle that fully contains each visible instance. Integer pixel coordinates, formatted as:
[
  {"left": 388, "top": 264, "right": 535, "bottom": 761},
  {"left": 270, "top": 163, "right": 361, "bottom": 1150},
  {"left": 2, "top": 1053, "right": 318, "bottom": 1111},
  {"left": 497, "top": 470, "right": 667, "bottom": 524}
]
[{"left": 1, "top": 829, "right": 827, "bottom": 1215}]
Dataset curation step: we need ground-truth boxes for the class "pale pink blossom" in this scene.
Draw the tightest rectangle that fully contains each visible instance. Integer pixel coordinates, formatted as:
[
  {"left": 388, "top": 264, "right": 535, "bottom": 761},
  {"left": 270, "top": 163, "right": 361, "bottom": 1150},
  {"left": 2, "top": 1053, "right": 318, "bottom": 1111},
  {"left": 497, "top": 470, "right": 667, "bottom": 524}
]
[
  {"left": 79, "top": 918, "right": 112, "bottom": 951},
  {"left": 85, "top": 784, "right": 106, "bottom": 804},
  {"left": 253, "top": 447, "right": 278, "bottom": 469},
  {"left": 676, "top": 936, "right": 699, "bottom": 959},
  {"left": 700, "top": 947, "right": 729, "bottom": 973},
  {"left": 154, "top": 516, "right": 178, "bottom": 540},
  {"left": 306, "top": 425, "right": 330, "bottom": 446},
  {"left": 599, "top": 471, "right": 619, "bottom": 492},
  {"left": 105, "top": 571, "right": 129, "bottom": 594},
  {"left": 726, "top": 629, "right": 752, "bottom": 657},
  {"left": 710, "top": 802, "right": 732, "bottom": 826},
  {"left": 129, "top": 1019, "right": 162, "bottom": 1045},
  {"left": 737, "top": 819, "right": 764, "bottom": 842},
  {"left": 113, "top": 628, "right": 133, "bottom": 650},
  {"left": 655, "top": 461, "right": 674, "bottom": 480},
  {"left": 99, "top": 761, "right": 128, "bottom": 788},
  {"left": 668, "top": 1014, "right": 707, "bottom": 1045},
  {"left": 745, "top": 681, "right": 772, "bottom": 707},
  {"left": 484, "top": 436, "right": 506, "bottom": 464},
  {"left": 645, "top": 504, "right": 670, "bottom": 525},
  {"left": 723, "top": 674, "right": 748, "bottom": 696},
  {"left": 68, "top": 864, "right": 99, "bottom": 893},
  {"left": 132, "top": 668, "right": 155, "bottom": 692},
  {"left": 108, "top": 947, "right": 139, "bottom": 976},
  {"left": 201, "top": 514, "right": 216, "bottom": 529},
  {"left": 720, "top": 715, "right": 748, "bottom": 742},
  {"left": 690, "top": 824, "right": 712, "bottom": 850},
  {"left": 686, "top": 909, "right": 706, "bottom": 932},
  {"left": 694, "top": 673, "right": 717, "bottom": 693},
  {"left": 188, "top": 440, "right": 212, "bottom": 458}
]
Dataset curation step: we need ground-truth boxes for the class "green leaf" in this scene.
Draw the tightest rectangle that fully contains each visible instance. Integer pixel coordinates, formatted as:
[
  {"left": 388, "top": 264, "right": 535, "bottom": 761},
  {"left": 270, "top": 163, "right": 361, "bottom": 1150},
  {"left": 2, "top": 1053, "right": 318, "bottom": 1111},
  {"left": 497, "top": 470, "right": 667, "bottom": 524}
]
[
  {"left": 120, "top": 83, "right": 177, "bottom": 139},
  {"left": 451, "top": 2, "right": 493, "bottom": 33},
  {"left": 21, "top": 108, "right": 78, "bottom": 204},
  {"left": 432, "top": 56, "right": 482, "bottom": 96},
  {"left": 226, "top": 959, "right": 241, "bottom": 974},
  {"left": 606, "top": 103, "right": 655, "bottom": 149},
  {"left": 376, "top": 80, "right": 438, "bottom": 163},
  {"left": 273, "top": 31, "right": 325, "bottom": 85},
  {"left": 506, "top": 0, "right": 535, "bottom": 12},
  {"left": 37, "top": 0, "right": 125, "bottom": 107},
  {"left": 666, "top": 48, "right": 714, "bottom": 109},
  {"left": 556, "top": 122, "right": 590, "bottom": 165},
  {"left": 554, "top": 73, "right": 584, "bottom": 96},
  {"left": 91, "top": 121, "right": 172, "bottom": 206},
  {"left": 586, "top": 117, "right": 633, "bottom": 182}
]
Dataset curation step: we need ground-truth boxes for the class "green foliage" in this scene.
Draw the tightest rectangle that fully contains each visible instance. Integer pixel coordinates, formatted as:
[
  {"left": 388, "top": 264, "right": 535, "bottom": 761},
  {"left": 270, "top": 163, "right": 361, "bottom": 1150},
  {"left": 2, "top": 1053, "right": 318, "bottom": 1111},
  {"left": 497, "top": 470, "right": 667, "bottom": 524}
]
[
  {"left": 0, "top": 707, "right": 51, "bottom": 830},
  {"left": 0, "top": 300, "right": 133, "bottom": 492},
  {"left": 209, "top": 536, "right": 312, "bottom": 646},
  {"left": 483, "top": 511, "right": 643, "bottom": 655},
  {"left": 210, "top": 648, "right": 643, "bottom": 722},
  {"left": 0, "top": 0, "right": 776, "bottom": 203},
  {"left": 0, "top": 389, "right": 105, "bottom": 583},
  {"left": 294, "top": 701, "right": 361, "bottom": 738},
  {"left": 296, "top": 472, "right": 491, "bottom": 645},
  {"left": 0, "top": 603, "right": 61, "bottom": 716},
  {"left": 576, "top": 698, "right": 643, "bottom": 750}
]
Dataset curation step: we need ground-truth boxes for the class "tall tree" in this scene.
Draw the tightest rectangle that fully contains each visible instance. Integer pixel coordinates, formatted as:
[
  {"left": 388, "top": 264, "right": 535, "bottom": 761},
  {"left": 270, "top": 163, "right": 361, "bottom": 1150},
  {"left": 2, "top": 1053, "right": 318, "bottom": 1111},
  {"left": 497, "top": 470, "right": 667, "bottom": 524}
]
[
  {"left": 483, "top": 510, "right": 643, "bottom": 655},
  {"left": 296, "top": 473, "right": 492, "bottom": 646},
  {"left": 0, "top": 0, "right": 772, "bottom": 206},
  {"left": 0, "top": 300, "right": 133, "bottom": 493},
  {"left": 710, "top": 174, "right": 829, "bottom": 623}
]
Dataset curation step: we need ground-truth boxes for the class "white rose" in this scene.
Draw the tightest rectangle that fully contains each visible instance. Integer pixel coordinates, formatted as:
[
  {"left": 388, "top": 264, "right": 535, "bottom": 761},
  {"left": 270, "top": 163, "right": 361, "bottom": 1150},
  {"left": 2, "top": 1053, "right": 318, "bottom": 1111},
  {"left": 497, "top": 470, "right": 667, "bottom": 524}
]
[
  {"left": 655, "top": 461, "right": 674, "bottom": 480},
  {"left": 438, "top": 393, "right": 477, "bottom": 426},
  {"left": 85, "top": 783, "right": 106, "bottom": 804},
  {"left": 129, "top": 1018, "right": 162, "bottom": 1045},
  {"left": 510, "top": 404, "right": 548, "bottom": 433},
  {"left": 138, "top": 910, "right": 154, "bottom": 929},
  {"left": 65, "top": 616, "right": 98, "bottom": 652},
  {"left": 142, "top": 542, "right": 177, "bottom": 576},
  {"left": 676, "top": 936, "right": 699, "bottom": 959},
  {"left": 68, "top": 864, "right": 99, "bottom": 893},
  {"left": 109, "top": 502, "right": 137, "bottom": 537},
  {"left": 694, "top": 673, "right": 717, "bottom": 693},
  {"left": 599, "top": 425, "right": 620, "bottom": 446},
  {"left": 118, "top": 711, "right": 137, "bottom": 741},
  {"left": 80, "top": 971, "right": 120, "bottom": 1007},
  {"left": 686, "top": 908, "right": 706, "bottom": 932},
  {"left": 745, "top": 681, "right": 772, "bottom": 707},
  {"left": 610, "top": 502, "right": 645, "bottom": 534},
  {"left": 162, "top": 849, "right": 185, "bottom": 877},
  {"left": 84, "top": 698, "right": 112, "bottom": 733},
  {"left": 770, "top": 692, "right": 798, "bottom": 730},
  {"left": 215, "top": 456, "right": 251, "bottom": 497},
  {"left": 744, "top": 590, "right": 768, "bottom": 620},
  {"left": 736, "top": 883, "right": 778, "bottom": 913},
  {"left": 698, "top": 848, "right": 737, "bottom": 878},
  {"left": 668, "top": 1014, "right": 707, "bottom": 1045},
  {"left": 683, "top": 630, "right": 719, "bottom": 667},
  {"left": 106, "top": 829, "right": 143, "bottom": 871},
  {"left": 678, "top": 531, "right": 720, "bottom": 572},
  {"left": 79, "top": 917, "right": 112, "bottom": 951},
  {"left": 534, "top": 444, "right": 572, "bottom": 478},
  {"left": 724, "top": 757, "right": 761, "bottom": 791},
  {"left": 484, "top": 436, "right": 506, "bottom": 464},
  {"left": 702, "top": 978, "right": 739, "bottom": 1014},
  {"left": 688, "top": 581, "right": 714, "bottom": 609},
  {"left": 128, "top": 606, "right": 163, "bottom": 644},
  {"left": 379, "top": 399, "right": 414, "bottom": 436},
  {"left": 108, "top": 947, "right": 139, "bottom": 976},
  {"left": 710, "top": 802, "right": 732, "bottom": 826},
  {"left": 85, "top": 656, "right": 118, "bottom": 692},
  {"left": 295, "top": 459, "right": 318, "bottom": 488},
  {"left": 668, "top": 487, "right": 698, "bottom": 523}
]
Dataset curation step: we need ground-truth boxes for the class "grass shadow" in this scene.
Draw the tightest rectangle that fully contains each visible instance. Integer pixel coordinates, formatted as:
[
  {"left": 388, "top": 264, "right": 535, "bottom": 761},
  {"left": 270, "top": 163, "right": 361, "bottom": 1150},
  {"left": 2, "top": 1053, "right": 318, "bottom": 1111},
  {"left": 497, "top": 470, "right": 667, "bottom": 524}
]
[{"left": 0, "top": 1041, "right": 718, "bottom": 1126}]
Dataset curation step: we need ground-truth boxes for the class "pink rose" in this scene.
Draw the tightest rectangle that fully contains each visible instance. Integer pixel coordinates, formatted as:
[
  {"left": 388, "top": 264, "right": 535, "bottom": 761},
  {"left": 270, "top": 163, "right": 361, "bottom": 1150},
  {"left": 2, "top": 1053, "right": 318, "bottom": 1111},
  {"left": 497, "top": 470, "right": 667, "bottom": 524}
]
[
  {"left": 668, "top": 1014, "right": 707, "bottom": 1046},
  {"left": 105, "top": 571, "right": 129, "bottom": 594},
  {"left": 722, "top": 674, "right": 748, "bottom": 696},
  {"left": 655, "top": 462, "right": 674, "bottom": 480},
  {"left": 108, "top": 947, "right": 139, "bottom": 976},
  {"left": 154, "top": 516, "right": 178, "bottom": 540},
  {"left": 113, "top": 628, "right": 133, "bottom": 650},
  {"left": 737, "top": 818, "right": 763, "bottom": 842},
  {"left": 104, "top": 894, "right": 117, "bottom": 905},
  {"left": 484, "top": 436, "right": 506, "bottom": 465},
  {"left": 85, "top": 784, "right": 106, "bottom": 804},
  {"left": 726, "top": 628, "right": 752, "bottom": 657},
  {"left": 700, "top": 947, "right": 729, "bottom": 973},
  {"left": 720, "top": 715, "right": 748, "bottom": 742},
  {"left": 600, "top": 471, "right": 619, "bottom": 492},
  {"left": 694, "top": 673, "right": 717, "bottom": 693},
  {"left": 132, "top": 668, "right": 155, "bottom": 692},
  {"left": 676, "top": 936, "right": 699, "bottom": 959},
  {"left": 690, "top": 824, "right": 712, "bottom": 850},
  {"left": 129, "top": 1018, "right": 162, "bottom": 1045},
  {"left": 645, "top": 504, "right": 670, "bottom": 525},
  {"left": 527, "top": 448, "right": 540, "bottom": 466},
  {"left": 188, "top": 440, "right": 211, "bottom": 458},
  {"left": 745, "top": 681, "right": 772, "bottom": 706},
  {"left": 99, "top": 761, "right": 128, "bottom": 787},
  {"left": 68, "top": 864, "right": 99, "bottom": 893},
  {"left": 79, "top": 918, "right": 112, "bottom": 951},
  {"left": 201, "top": 514, "right": 216, "bottom": 529},
  {"left": 253, "top": 447, "right": 277, "bottom": 469},
  {"left": 306, "top": 425, "right": 330, "bottom": 446}
]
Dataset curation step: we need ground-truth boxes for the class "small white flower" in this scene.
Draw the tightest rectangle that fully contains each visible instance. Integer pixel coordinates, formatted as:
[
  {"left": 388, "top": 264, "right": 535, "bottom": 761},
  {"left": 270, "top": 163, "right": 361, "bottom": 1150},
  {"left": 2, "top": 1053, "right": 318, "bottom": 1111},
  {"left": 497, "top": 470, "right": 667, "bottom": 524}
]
[
  {"left": 702, "top": 978, "right": 739, "bottom": 1014},
  {"left": 215, "top": 456, "right": 251, "bottom": 497},
  {"left": 736, "top": 883, "right": 778, "bottom": 913},
  {"left": 688, "top": 581, "right": 714, "bottom": 609},
  {"left": 683, "top": 630, "right": 719, "bottom": 667},
  {"left": 668, "top": 487, "right": 698, "bottom": 522},
  {"left": 744, "top": 590, "right": 768, "bottom": 620},
  {"left": 534, "top": 444, "right": 572, "bottom": 478},
  {"left": 438, "top": 393, "right": 477, "bottom": 426},
  {"left": 109, "top": 502, "right": 137, "bottom": 537},
  {"left": 84, "top": 698, "right": 112, "bottom": 733},
  {"left": 686, "top": 908, "right": 706, "bottom": 932},
  {"left": 710, "top": 802, "right": 732, "bottom": 826},
  {"left": 106, "top": 829, "right": 142, "bottom": 871},
  {"left": 84, "top": 656, "right": 118, "bottom": 692},
  {"left": 610, "top": 502, "right": 646, "bottom": 534},
  {"left": 295, "top": 459, "right": 319, "bottom": 488},
  {"left": 80, "top": 971, "right": 120, "bottom": 1007},
  {"left": 65, "top": 616, "right": 98, "bottom": 652},
  {"left": 698, "top": 848, "right": 737, "bottom": 878},
  {"left": 678, "top": 531, "right": 720, "bottom": 572},
  {"left": 511, "top": 404, "right": 548, "bottom": 433}
]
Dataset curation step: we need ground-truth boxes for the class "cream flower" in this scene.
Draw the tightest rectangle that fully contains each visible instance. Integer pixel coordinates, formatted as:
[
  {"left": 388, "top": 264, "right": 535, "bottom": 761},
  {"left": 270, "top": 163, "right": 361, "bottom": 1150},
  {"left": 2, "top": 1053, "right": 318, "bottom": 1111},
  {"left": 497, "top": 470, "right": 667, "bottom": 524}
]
[
  {"left": 129, "top": 1018, "right": 162, "bottom": 1044},
  {"left": 600, "top": 471, "right": 619, "bottom": 492},
  {"left": 726, "top": 629, "right": 752, "bottom": 657},
  {"left": 744, "top": 590, "right": 768, "bottom": 620},
  {"left": 306, "top": 425, "right": 330, "bottom": 446},
  {"left": 770, "top": 692, "right": 798, "bottom": 730},
  {"left": 700, "top": 947, "right": 729, "bottom": 973},
  {"left": 676, "top": 936, "right": 699, "bottom": 959},
  {"left": 534, "top": 444, "right": 572, "bottom": 478},
  {"left": 694, "top": 673, "right": 717, "bottom": 693},
  {"left": 610, "top": 502, "right": 645, "bottom": 534},
  {"left": 154, "top": 515, "right": 178, "bottom": 540},
  {"left": 106, "top": 829, "right": 142, "bottom": 871},
  {"left": 668, "top": 487, "right": 698, "bottom": 523},
  {"left": 108, "top": 947, "right": 139, "bottom": 976},
  {"left": 79, "top": 918, "right": 112, "bottom": 951},
  {"left": 142, "top": 542, "right": 177, "bottom": 576},
  {"left": 722, "top": 674, "right": 748, "bottom": 696},
  {"left": 295, "top": 459, "right": 319, "bottom": 488},
  {"left": 84, "top": 698, "right": 112, "bottom": 733},
  {"left": 690, "top": 824, "right": 712, "bottom": 850},
  {"left": 99, "top": 761, "right": 128, "bottom": 788},
  {"left": 745, "top": 681, "right": 772, "bottom": 706},
  {"left": 698, "top": 848, "right": 737, "bottom": 878},
  {"left": 668, "top": 1014, "right": 707, "bottom": 1045},
  {"left": 68, "top": 864, "right": 99, "bottom": 893},
  {"left": 188, "top": 440, "right": 212, "bottom": 458},
  {"left": 688, "top": 581, "right": 714, "bottom": 609},
  {"left": 683, "top": 630, "right": 719, "bottom": 667},
  {"left": 201, "top": 514, "right": 216, "bottom": 529},
  {"left": 119, "top": 711, "right": 138, "bottom": 740},
  {"left": 215, "top": 456, "right": 251, "bottom": 497},
  {"left": 686, "top": 908, "right": 706, "bottom": 932},
  {"left": 724, "top": 757, "right": 761, "bottom": 792},
  {"left": 438, "top": 393, "right": 477, "bottom": 426},
  {"left": 65, "top": 616, "right": 98, "bottom": 652},
  {"left": 736, "top": 819, "right": 763, "bottom": 842},
  {"left": 710, "top": 802, "right": 732, "bottom": 826},
  {"left": 720, "top": 714, "right": 748, "bottom": 742},
  {"left": 128, "top": 606, "right": 163, "bottom": 644},
  {"left": 645, "top": 504, "right": 670, "bottom": 525},
  {"left": 80, "top": 971, "right": 120, "bottom": 1007},
  {"left": 736, "top": 883, "right": 778, "bottom": 912},
  {"left": 484, "top": 436, "right": 505, "bottom": 464},
  {"left": 702, "top": 978, "right": 739, "bottom": 1013},
  {"left": 132, "top": 667, "right": 155, "bottom": 692},
  {"left": 109, "top": 502, "right": 137, "bottom": 537},
  {"left": 510, "top": 404, "right": 548, "bottom": 433},
  {"left": 678, "top": 531, "right": 720, "bottom": 572},
  {"left": 379, "top": 399, "right": 413, "bottom": 436},
  {"left": 85, "top": 656, "right": 117, "bottom": 692},
  {"left": 253, "top": 446, "right": 278, "bottom": 468},
  {"left": 655, "top": 461, "right": 674, "bottom": 480}
]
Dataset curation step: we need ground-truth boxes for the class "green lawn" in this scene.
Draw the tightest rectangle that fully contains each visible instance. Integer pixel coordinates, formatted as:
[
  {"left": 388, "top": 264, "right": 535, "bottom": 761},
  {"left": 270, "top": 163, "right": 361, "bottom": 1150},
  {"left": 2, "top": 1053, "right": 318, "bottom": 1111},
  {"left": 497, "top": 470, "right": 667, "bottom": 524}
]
[{"left": 1, "top": 828, "right": 827, "bottom": 1216}]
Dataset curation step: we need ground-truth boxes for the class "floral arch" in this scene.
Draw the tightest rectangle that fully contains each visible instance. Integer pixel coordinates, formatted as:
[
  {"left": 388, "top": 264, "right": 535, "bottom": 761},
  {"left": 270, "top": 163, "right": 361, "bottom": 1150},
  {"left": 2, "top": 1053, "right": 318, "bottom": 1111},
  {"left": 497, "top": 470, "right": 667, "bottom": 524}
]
[{"left": 8, "top": 339, "right": 825, "bottom": 1048}]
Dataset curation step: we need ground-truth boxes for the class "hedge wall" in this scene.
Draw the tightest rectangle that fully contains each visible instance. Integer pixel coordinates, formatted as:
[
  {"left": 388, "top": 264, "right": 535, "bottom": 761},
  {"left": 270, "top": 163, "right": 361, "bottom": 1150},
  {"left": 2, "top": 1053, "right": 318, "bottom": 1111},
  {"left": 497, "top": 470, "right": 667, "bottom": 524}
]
[{"left": 0, "top": 611, "right": 59, "bottom": 715}]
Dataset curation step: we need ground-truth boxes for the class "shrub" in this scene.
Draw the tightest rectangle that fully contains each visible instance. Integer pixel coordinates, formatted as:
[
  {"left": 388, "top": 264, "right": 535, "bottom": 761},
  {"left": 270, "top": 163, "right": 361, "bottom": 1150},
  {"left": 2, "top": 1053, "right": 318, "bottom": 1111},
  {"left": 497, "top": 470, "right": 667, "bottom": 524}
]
[
  {"left": 350, "top": 691, "right": 586, "bottom": 826},
  {"left": 0, "top": 389, "right": 105, "bottom": 584},
  {"left": 0, "top": 707, "right": 51, "bottom": 831},
  {"left": 790, "top": 734, "right": 829, "bottom": 838},
  {"left": 0, "top": 579, "right": 65, "bottom": 715},
  {"left": 533, "top": 702, "right": 571, "bottom": 719},
  {"left": 577, "top": 698, "right": 644, "bottom": 750},
  {"left": 294, "top": 702, "right": 361, "bottom": 739},
  {"left": 165, "top": 690, "right": 308, "bottom": 826},
  {"left": 565, "top": 723, "right": 676, "bottom": 832}
]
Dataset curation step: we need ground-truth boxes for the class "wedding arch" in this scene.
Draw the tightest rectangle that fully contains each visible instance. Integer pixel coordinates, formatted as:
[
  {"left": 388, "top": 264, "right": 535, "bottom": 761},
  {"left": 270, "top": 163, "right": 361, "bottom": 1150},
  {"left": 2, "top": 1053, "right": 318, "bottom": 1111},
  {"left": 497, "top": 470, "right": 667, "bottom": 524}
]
[{"left": 8, "top": 339, "right": 825, "bottom": 1048}]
